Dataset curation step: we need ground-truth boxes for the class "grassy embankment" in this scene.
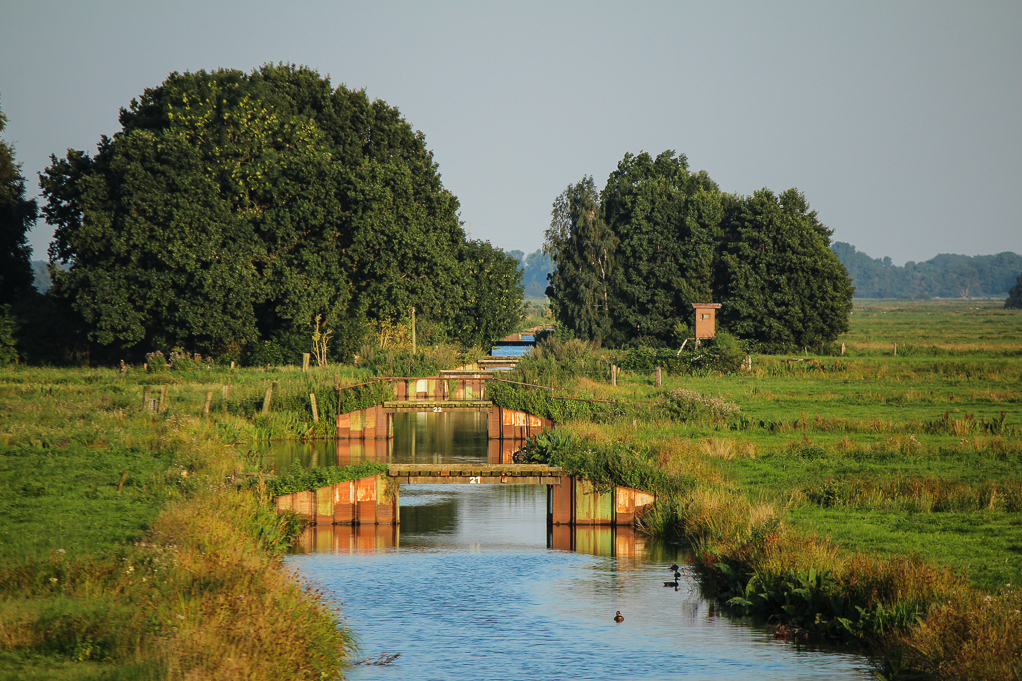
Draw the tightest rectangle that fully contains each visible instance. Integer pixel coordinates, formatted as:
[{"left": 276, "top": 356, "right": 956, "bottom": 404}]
[
  {"left": 0, "top": 364, "right": 399, "bottom": 680},
  {"left": 497, "top": 299, "right": 1022, "bottom": 679}
]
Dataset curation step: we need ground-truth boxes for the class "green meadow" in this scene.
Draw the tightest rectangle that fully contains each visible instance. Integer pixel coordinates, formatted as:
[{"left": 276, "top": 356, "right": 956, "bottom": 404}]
[
  {"left": 502, "top": 298, "right": 1022, "bottom": 678},
  {"left": 1, "top": 298, "right": 1019, "bottom": 679},
  {"left": 0, "top": 366, "right": 364, "bottom": 680}
]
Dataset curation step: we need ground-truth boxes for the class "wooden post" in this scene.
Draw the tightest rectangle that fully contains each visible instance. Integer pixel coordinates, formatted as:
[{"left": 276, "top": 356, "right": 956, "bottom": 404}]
[
  {"left": 745, "top": 355, "right": 752, "bottom": 370},
  {"left": 840, "top": 342, "right": 845, "bottom": 356},
  {"left": 894, "top": 342, "right": 898, "bottom": 356},
  {"left": 159, "top": 386, "right": 167, "bottom": 412},
  {"left": 222, "top": 384, "right": 230, "bottom": 399},
  {"left": 142, "top": 388, "right": 150, "bottom": 411},
  {"left": 230, "top": 361, "right": 235, "bottom": 370},
  {"left": 411, "top": 307, "right": 417, "bottom": 355},
  {"left": 203, "top": 391, "right": 213, "bottom": 415},
  {"left": 262, "top": 384, "right": 274, "bottom": 413},
  {"left": 655, "top": 366, "right": 662, "bottom": 387},
  {"left": 610, "top": 364, "right": 617, "bottom": 386},
  {"left": 302, "top": 353, "right": 310, "bottom": 372},
  {"left": 310, "top": 393, "right": 319, "bottom": 423}
]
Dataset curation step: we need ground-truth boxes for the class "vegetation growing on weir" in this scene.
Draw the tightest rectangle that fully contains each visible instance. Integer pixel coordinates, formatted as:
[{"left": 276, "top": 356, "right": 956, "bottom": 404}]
[{"left": 259, "top": 460, "right": 389, "bottom": 497}]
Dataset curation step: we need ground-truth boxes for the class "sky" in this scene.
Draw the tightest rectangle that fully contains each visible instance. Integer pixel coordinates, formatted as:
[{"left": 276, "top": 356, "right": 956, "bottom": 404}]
[{"left": 1, "top": 1, "right": 1019, "bottom": 266}]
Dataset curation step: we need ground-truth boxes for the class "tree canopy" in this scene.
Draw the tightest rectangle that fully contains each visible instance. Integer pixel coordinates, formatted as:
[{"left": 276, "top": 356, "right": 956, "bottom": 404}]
[
  {"left": 717, "top": 188, "right": 853, "bottom": 349},
  {"left": 0, "top": 97, "right": 37, "bottom": 306},
  {"left": 543, "top": 176, "right": 615, "bottom": 342},
  {"left": 1006, "top": 273, "right": 1022, "bottom": 310},
  {"left": 543, "top": 150, "right": 854, "bottom": 350},
  {"left": 42, "top": 65, "right": 518, "bottom": 361}
]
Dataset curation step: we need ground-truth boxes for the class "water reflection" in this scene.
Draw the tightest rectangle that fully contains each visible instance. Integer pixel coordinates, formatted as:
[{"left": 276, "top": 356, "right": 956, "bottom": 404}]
[
  {"left": 259, "top": 411, "right": 497, "bottom": 471},
  {"left": 294, "top": 518, "right": 652, "bottom": 559}
]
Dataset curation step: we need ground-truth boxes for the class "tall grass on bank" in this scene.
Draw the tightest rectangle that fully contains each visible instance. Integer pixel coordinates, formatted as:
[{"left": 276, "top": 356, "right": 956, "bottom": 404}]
[{"left": 0, "top": 368, "right": 354, "bottom": 679}]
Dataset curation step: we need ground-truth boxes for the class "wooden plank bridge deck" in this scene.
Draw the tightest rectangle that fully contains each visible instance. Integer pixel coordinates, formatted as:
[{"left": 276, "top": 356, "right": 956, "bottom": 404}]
[
  {"left": 387, "top": 463, "right": 564, "bottom": 484},
  {"left": 383, "top": 400, "right": 492, "bottom": 412}
]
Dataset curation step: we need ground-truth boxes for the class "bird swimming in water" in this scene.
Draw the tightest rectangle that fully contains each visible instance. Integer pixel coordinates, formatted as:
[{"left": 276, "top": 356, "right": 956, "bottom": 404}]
[
  {"left": 664, "top": 571, "right": 681, "bottom": 588},
  {"left": 614, "top": 611, "right": 624, "bottom": 623},
  {"left": 668, "top": 563, "right": 679, "bottom": 572}
]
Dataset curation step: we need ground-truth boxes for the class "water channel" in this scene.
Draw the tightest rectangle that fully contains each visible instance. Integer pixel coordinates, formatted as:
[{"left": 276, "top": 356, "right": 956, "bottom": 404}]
[{"left": 262, "top": 412, "right": 873, "bottom": 680}]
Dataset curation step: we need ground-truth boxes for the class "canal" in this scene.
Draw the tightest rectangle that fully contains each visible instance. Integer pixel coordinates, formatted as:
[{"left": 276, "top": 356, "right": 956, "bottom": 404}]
[{"left": 262, "top": 412, "right": 873, "bottom": 680}]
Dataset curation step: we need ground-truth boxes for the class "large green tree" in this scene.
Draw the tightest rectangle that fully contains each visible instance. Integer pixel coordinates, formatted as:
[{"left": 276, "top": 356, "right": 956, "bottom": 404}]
[
  {"left": 42, "top": 65, "right": 481, "bottom": 361},
  {"left": 455, "top": 240, "right": 524, "bottom": 346},
  {"left": 544, "top": 150, "right": 854, "bottom": 351},
  {"left": 544, "top": 176, "right": 616, "bottom": 341},
  {"left": 600, "top": 151, "right": 722, "bottom": 344},
  {"left": 717, "top": 188, "right": 854, "bottom": 349},
  {"left": 0, "top": 98, "right": 37, "bottom": 306}
]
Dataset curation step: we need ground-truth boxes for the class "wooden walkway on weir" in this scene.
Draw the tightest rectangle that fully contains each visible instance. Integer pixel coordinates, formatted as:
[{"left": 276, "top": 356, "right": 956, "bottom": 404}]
[
  {"left": 382, "top": 399, "right": 492, "bottom": 412},
  {"left": 387, "top": 463, "right": 564, "bottom": 484}
]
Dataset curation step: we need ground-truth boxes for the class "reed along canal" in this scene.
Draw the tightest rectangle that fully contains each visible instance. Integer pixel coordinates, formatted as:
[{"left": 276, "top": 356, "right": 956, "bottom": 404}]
[{"left": 262, "top": 413, "right": 872, "bottom": 680}]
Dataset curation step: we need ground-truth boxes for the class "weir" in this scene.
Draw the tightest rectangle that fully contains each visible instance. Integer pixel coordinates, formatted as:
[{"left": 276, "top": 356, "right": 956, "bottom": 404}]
[
  {"left": 273, "top": 465, "right": 656, "bottom": 528},
  {"left": 336, "top": 375, "right": 554, "bottom": 441},
  {"left": 275, "top": 379, "right": 655, "bottom": 532}
]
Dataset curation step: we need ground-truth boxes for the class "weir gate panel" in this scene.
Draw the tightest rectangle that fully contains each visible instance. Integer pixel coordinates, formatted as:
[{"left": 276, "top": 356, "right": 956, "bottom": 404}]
[
  {"left": 274, "top": 468, "right": 653, "bottom": 527},
  {"left": 336, "top": 403, "right": 552, "bottom": 441}
]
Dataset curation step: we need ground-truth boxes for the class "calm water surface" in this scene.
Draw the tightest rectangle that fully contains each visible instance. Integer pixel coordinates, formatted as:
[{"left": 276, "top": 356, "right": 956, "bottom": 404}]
[{"left": 263, "top": 413, "right": 873, "bottom": 681}]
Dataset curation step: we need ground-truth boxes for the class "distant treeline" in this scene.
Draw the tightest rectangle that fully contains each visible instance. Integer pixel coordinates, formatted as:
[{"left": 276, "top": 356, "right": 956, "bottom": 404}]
[
  {"left": 832, "top": 243, "right": 1022, "bottom": 299},
  {"left": 492, "top": 244, "right": 1022, "bottom": 303},
  {"left": 508, "top": 249, "right": 552, "bottom": 299}
]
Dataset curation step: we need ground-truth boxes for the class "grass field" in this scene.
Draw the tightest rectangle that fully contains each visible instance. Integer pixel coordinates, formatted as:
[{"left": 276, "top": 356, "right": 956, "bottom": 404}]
[
  {"left": 502, "top": 299, "right": 1022, "bottom": 678},
  {"left": 1, "top": 298, "right": 1019, "bottom": 679},
  {"left": 0, "top": 367, "right": 361, "bottom": 680}
]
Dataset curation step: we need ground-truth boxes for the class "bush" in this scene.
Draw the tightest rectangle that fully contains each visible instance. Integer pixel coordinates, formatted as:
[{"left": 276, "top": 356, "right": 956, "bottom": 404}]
[
  {"left": 660, "top": 389, "right": 741, "bottom": 423},
  {"left": 620, "top": 332, "right": 747, "bottom": 375},
  {"left": 362, "top": 345, "right": 481, "bottom": 377},
  {"left": 257, "top": 461, "right": 389, "bottom": 497},
  {"left": 488, "top": 381, "right": 618, "bottom": 423},
  {"left": 0, "top": 305, "right": 18, "bottom": 365},
  {"left": 522, "top": 430, "right": 694, "bottom": 501},
  {"left": 507, "top": 336, "right": 619, "bottom": 386}
]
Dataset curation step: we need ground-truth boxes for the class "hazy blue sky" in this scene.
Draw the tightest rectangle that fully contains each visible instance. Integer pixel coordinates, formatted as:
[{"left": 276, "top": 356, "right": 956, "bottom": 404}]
[{"left": 2, "top": 1, "right": 1019, "bottom": 265}]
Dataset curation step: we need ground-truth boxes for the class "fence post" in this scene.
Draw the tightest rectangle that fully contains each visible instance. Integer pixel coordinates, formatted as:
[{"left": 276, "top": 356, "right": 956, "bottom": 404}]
[
  {"left": 840, "top": 343, "right": 845, "bottom": 356},
  {"left": 203, "top": 391, "right": 213, "bottom": 415},
  {"left": 310, "top": 393, "right": 319, "bottom": 423},
  {"left": 655, "top": 366, "right": 662, "bottom": 387},
  {"left": 159, "top": 386, "right": 167, "bottom": 412},
  {"left": 610, "top": 364, "right": 617, "bottom": 386},
  {"left": 302, "top": 353, "right": 310, "bottom": 373},
  {"left": 893, "top": 342, "right": 898, "bottom": 356},
  {"left": 262, "top": 383, "right": 275, "bottom": 414}
]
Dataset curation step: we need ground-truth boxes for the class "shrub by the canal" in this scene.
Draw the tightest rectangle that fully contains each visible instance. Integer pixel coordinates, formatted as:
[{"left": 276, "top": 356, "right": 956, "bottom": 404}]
[
  {"left": 522, "top": 429, "right": 695, "bottom": 501},
  {"left": 258, "top": 461, "right": 390, "bottom": 497},
  {"left": 365, "top": 346, "right": 485, "bottom": 378},
  {"left": 488, "top": 381, "right": 619, "bottom": 423},
  {"left": 619, "top": 332, "right": 747, "bottom": 375}
]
